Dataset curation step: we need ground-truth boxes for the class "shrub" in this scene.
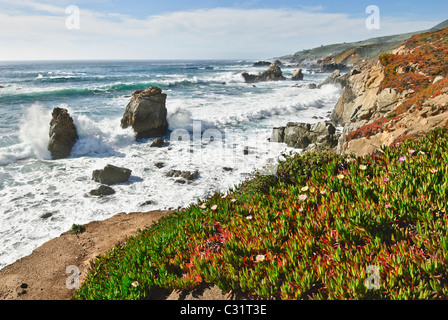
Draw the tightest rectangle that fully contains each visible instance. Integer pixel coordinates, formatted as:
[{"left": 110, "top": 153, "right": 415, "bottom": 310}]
[{"left": 74, "top": 128, "right": 448, "bottom": 300}]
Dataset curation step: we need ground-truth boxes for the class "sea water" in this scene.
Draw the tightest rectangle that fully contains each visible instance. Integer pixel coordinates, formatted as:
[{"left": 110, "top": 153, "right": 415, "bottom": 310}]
[{"left": 0, "top": 60, "right": 342, "bottom": 270}]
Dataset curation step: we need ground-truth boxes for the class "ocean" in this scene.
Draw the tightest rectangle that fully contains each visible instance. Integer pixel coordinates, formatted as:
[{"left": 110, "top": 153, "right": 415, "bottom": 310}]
[{"left": 0, "top": 60, "right": 342, "bottom": 270}]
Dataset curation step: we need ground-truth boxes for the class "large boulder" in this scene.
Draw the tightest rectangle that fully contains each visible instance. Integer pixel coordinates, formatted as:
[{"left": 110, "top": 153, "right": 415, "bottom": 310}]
[
  {"left": 47, "top": 107, "right": 78, "bottom": 160},
  {"left": 253, "top": 61, "right": 271, "bottom": 67},
  {"left": 242, "top": 64, "right": 286, "bottom": 83},
  {"left": 121, "top": 86, "right": 168, "bottom": 139},
  {"left": 150, "top": 137, "right": 165, "bottom": 148},
  {"left": 166, "top": 169, "right": 199, "bottom": 181},
  {"left": 291, "top": 68, "right": 304, "bottom": 81},
  {"left": 92, "top": 164, "right": 132, "bottom": 185},
  {"left": 90, "top": 185, "right": 115, "bottom": 196},
  {"left": 271, "top": 121, "right": 340, "bottom": 150}
]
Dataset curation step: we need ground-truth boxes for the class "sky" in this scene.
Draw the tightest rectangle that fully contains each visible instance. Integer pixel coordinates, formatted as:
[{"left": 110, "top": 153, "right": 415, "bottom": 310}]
[{"left": 0, "top": 0, "right": 447, "bottom": 60}]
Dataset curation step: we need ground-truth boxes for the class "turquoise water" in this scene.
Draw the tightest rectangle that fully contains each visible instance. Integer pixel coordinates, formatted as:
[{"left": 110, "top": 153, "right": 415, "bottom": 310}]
[{"left": 0, "top": 60, "right": 341, "bottom": 269}]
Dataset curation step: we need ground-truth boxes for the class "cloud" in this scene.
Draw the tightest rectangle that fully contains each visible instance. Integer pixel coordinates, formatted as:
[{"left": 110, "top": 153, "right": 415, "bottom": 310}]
[{"left": 0, "top": 3, "right": 439, "bottom": 60}]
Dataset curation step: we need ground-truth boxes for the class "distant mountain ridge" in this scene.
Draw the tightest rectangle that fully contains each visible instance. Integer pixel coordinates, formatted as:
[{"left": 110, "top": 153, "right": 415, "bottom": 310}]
[{"left": 279, "top": 19, "right": 448, "bottom": 66}]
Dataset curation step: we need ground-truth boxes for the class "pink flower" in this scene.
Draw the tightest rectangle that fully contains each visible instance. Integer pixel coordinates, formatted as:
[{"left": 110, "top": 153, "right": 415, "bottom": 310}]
[
  {"left": 211, "top": 205, "right": 218, "bottom": 211},
  {"left": 408, "top": 150, "right": 415, "bottom": 155},
  {"left": 231, "top": 199, "right": 237, "bottom": 203},
  {"left": 383, "top": 178, "right": 390, "bottom": 182},
  {"left": 298, "top": 195, "right": 307, "bottom": 201},
  {"left": 430, "top": 168, "right": 438, "bottom": 174},
  {"left": 246, "top": 215, "right": 253, "bottom": 220},
  {"left": 385, "top": 203, "right": 392, "bottom": 209},
  {"left": 221, "top": 194, "right": 227, "bottom": 199},
  {"left": 320, "top": 190, "right": 327, "bottom": 195},
  {"left": 398, "top": 157, "right": 406, "bottom": 162}
]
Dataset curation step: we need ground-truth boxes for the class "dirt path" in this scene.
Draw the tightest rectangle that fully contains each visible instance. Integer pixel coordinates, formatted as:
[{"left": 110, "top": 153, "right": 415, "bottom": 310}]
[{"left": 0, "top": 210, "right": 173, "bottom": 300}]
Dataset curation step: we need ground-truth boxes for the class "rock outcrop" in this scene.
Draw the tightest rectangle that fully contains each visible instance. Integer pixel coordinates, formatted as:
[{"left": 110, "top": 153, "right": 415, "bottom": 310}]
[
  {"left": 253, "top": 61, "right": 271, "bottom": 67},
  {"left": 271, "top": 121, "right": 340, "bottom": 150},
  {"left": 121, "top": 86, "right": 168, "bottom": 139},
  {"left": 291, "top": 68, "right": 304, "bottom": 81},
  {"left": 47, "top": 108, "right": 78, "bottom": 160},
  {"left": 242, "top": 64, "right": 286, "bottom": 83},
  {"left": 150, "top": 137, "right": 165, "bottom": 148},
  {"left": 92, "top": 164, "right": 132, "bottom": 185},
  {"left": 332, "top": 27, "right": 448, "bottom": 156},
  {"left": 317, "top": 70, "right": 350, "bottom": 89},
  {"left": 90, "top": 185, "right": 115, "bottom": 196},
  {"left": 166, "top": 170, "right": 199, "bottom": 181},
  {"left": 321, "top": 62, "right": 349, "bottom": 73}
]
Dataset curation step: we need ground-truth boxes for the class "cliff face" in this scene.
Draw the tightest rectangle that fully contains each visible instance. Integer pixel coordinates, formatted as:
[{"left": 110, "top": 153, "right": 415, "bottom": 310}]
[{"left": 333, "top": 27, "right": 448, "bottom": 156}]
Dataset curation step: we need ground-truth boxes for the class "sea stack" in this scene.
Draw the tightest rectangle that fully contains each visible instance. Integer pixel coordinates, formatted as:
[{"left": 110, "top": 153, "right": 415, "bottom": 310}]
[
  {"left": 291, "top": 68, "right": 304, "bottom": 81},
  {"left": 47, "top": 107, "right": 78, "bottom": 160},
  {"left": 242, "top": 64, "right": 286, "bottom": 83},
  {"left": 121, "top": 86, "right": 168, "bottom": 139}
]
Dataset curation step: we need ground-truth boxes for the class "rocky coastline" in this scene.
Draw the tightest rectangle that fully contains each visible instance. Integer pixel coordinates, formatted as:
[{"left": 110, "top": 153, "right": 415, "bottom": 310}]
[
  {"left": 1, "top": 26, "right": 448, "bottom": 300},
  {"left": 271, "top": 27, "right": 448, "bottom": 157}
]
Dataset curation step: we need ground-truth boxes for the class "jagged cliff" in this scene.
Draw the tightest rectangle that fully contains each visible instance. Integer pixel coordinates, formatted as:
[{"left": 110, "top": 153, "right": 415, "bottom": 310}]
[{"left": 333, "top": 27, "right": 448, "bottom": 156}]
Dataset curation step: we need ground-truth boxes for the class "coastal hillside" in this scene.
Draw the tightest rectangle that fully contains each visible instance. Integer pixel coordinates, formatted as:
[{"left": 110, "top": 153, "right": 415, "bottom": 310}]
[
  {"left": 279, "top": 19, "right": 448, "bottom": 67},
  {"left": 334, "top": 26, "right": 448, "bottom": 156}
]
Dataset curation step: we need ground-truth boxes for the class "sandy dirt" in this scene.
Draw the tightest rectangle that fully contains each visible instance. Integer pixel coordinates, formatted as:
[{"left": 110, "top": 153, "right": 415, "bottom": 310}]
[
  {"left": 0, "top": 209, "right": 243, "bottom": 301},
  {"left": 0, "top": 210, "right": 172, "bottom": 300}
]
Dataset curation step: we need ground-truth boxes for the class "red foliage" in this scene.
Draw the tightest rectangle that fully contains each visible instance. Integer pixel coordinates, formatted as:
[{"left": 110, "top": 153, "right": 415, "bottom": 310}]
[
  {"left": 347, "top": 27, "right": 448, "bottom": 142},
  {"left": 345, "top": 116, "right": 399, "bottom": 142},
  {"left": 378, "top": 27, "right": 448, "bottom": 113}
]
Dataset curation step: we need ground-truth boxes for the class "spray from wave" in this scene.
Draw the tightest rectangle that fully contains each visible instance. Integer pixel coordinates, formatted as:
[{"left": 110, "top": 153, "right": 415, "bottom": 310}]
[
  {"left": 70, "top": 114, "right": 136, "bottom": 157},
  {"left": 0, "top": 103, "right": 52, "bottom": 165},
  {"left": 18, "top": 103, "right": 52, "bottom": 160}
]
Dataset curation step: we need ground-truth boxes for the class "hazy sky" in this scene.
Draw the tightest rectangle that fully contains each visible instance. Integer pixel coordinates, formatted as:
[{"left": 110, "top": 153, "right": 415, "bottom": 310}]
[{"left": 0, "top": 0, "right": 446, "bottom": 60}]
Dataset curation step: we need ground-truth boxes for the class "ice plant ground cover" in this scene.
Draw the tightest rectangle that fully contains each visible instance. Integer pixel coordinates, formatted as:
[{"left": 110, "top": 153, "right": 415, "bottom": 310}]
[{"left": 74, "top": 127, "right": 448, "bottom": 300}]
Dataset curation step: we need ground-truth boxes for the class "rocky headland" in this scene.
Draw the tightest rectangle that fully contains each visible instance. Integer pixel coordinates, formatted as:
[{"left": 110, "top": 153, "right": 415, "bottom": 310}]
[
  {"left": 271, "top": 26, "right": 448, "bottom": 158},
  {"left": 333, "top": 27, "right": 448, "bottom": 156}
]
